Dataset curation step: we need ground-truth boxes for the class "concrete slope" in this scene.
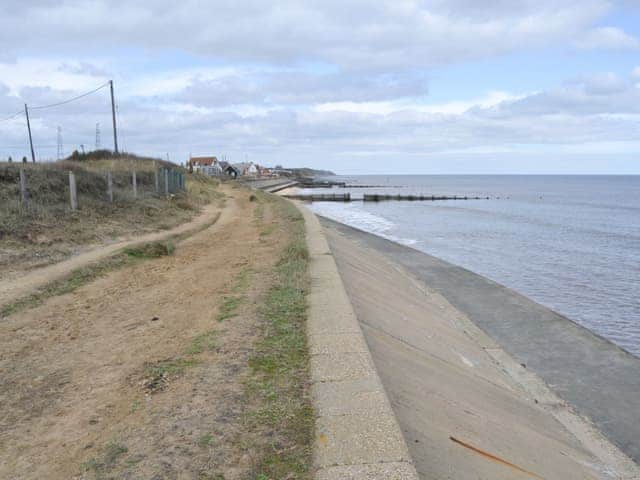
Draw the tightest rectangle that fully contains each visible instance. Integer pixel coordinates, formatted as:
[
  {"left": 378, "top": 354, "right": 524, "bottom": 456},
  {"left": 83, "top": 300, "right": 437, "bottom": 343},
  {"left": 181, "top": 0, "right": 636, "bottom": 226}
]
[
  {"left": 297, "top": 203, "right": 419, "bottom": 479},
  {"left": 321, "top": 218, "right": 639, "bottom": 480}
]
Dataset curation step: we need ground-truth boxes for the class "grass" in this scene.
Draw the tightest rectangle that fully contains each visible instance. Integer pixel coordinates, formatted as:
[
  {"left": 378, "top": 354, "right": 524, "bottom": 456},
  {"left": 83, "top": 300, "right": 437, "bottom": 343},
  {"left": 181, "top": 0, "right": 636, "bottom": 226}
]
[
  {"left": 197, "top": 433, "right": 214, "bottom": 448},
  {"left": 82, "top": 440, "right": 129, "bottom": 478},
  {"left": 123, "top": 241, "right": 175, "bottom": 258},
  {"left": 245, "top": 195, "right": 313, "bottom": 479},
  {"left": 144, "top": 357, "right": 199, "bottom": 378},
  {"left": 252, "top": 190, "right": 267, "bottom": 222},
  {"left": 0, "top": 254, "right": 133, "bottom": 318},
  {"left": 141, "top": 356, "right": 200, "bottom": 394},
  {"left": 0, "top": 154, "right": 224, "bottom": 273},
  {"left": 216, "top": 296, "right": 244, "bottom": 322},
  {"left": 0, "top": 239, "right": 177, "bottom": 319},
  {"left": 186, "top": 330, "right": 218, "bottom": 355},
  {"left": 1, "top": 205, "right": 222, "bottom": 319},
  {"left": 260, "top": 225, "right": 276, "bottom": 238}
]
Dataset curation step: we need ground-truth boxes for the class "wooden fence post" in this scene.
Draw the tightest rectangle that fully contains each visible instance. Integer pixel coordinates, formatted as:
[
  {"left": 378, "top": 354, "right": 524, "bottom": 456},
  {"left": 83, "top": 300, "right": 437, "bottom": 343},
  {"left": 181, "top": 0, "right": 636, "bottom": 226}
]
[
  {"left": 69, "top": 171, "right": 77, "bottom": 210},
  {"left": 154, "top": 167, "right": 159, "bottom": 194},
  {"left": 132, "top": 170, "right": 137, "bottom": 199},
  {"left": 19, "top": 168, "right": 27, "bottom": 207},
  {"left": 164, "top": 168, "right": 169, "bottom": 196},
  {"left": 107, "top": 171, "right": 113, "bottom": 203}
]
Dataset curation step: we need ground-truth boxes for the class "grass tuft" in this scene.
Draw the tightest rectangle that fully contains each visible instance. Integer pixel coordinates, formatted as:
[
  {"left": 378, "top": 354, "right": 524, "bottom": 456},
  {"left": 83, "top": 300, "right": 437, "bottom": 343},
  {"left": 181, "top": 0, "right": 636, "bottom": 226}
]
[
  {"left": 186, "top": 330, "right": 218, "bottom": 355},
  {"left": 216, "top": 296, "right": 244, "bottom": 322},
  {"left": 82, "top": 440, "right": 129, "bottom": 477},
  {"left": 124, "top": 241, "right": 175, "bottom": 258}
]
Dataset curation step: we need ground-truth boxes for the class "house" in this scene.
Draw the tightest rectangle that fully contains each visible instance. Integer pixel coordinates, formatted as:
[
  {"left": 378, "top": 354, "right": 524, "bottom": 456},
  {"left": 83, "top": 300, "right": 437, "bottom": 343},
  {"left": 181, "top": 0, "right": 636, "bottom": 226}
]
[
  {"left": 188, "top": 155, "right": 223, "bottom": 176},
  {"left": 247, "top": 163, "right": 258, "bottom": 176},
  {"left": 225, "top": 165, "right": 240, "bottom": 178},
  {"left": 198, "top": 164, "right": 223, "bottom": 176},
  {"left": 232, "top": 162, "right": 259, "bottom": 177}
]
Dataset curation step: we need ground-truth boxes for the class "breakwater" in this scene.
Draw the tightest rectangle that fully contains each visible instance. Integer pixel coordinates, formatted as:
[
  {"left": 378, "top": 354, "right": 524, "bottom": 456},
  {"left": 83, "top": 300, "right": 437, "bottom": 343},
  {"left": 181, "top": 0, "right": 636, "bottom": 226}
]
[{"left": 283, "top": 193, "right": 490, "bottom": 202}]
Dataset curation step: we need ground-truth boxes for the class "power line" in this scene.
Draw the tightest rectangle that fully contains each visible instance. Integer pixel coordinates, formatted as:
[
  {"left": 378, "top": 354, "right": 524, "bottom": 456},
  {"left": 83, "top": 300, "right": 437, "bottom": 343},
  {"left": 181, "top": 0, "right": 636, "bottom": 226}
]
[
  {"left": 30, "top": 81, "right": 110, "bottom": 110},
  {"left": 0, "top": 110, "right": 24, "bottom": 123}
]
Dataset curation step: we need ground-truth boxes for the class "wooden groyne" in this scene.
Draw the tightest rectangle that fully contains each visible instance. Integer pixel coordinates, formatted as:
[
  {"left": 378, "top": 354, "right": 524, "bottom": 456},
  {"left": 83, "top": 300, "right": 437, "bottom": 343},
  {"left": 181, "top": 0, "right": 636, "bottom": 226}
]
[
  {"left": 363, "top": 194, "right": 489, "bottom": 202},
  {"left": 283, "top": 193, "right": 490, "bottom": 202},
  {"left": 285, "top": 193, "right": 351, "bottom": 202}
]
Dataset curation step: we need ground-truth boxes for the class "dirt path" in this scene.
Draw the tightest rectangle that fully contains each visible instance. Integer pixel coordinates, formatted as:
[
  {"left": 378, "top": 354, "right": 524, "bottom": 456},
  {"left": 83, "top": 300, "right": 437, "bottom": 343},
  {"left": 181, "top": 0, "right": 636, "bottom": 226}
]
[
  {"left": 0, "top": 188, "right": 293, "bottom": 479},
  {"left": 0, "top": 202, "right": 223, "bottom": 309}
]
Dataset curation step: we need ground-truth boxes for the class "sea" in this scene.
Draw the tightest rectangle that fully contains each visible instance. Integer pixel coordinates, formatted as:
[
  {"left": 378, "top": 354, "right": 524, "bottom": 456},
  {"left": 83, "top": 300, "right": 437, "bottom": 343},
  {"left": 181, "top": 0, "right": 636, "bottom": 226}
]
[{"left": 303, "top": 175, "right": 640, "bottom": 358}]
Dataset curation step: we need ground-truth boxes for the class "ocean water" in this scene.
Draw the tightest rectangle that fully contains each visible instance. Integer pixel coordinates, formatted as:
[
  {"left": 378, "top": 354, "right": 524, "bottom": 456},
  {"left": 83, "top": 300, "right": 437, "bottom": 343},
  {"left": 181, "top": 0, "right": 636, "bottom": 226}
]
[{"left": 305, "top": 175, "right": 640, "bottom": 358}]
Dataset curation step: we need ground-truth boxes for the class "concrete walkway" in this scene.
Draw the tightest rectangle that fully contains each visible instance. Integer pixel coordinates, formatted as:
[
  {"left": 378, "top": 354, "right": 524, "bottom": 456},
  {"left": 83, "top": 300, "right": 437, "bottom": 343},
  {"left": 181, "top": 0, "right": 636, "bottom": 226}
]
[
  {"left": 321, "top": 217, "right": 640, "bottom": 480},
  {"left": 297, "top": 203, "right": 419, "bottom": 479}
]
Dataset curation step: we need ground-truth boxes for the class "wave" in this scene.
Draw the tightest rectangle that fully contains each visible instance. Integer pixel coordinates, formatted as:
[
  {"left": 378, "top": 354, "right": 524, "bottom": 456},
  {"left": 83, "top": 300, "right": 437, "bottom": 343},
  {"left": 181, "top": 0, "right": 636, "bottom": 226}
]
[{"left": 307, "top": 201, "right": 418, "bottom": 247}]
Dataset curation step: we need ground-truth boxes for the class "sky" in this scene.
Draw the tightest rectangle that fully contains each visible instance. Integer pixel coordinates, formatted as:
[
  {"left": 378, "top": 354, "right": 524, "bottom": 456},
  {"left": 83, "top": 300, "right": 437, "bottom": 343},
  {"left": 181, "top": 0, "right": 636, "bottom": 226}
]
[{"left": 1, "top": 1, "right": 640, "bottom": 174}]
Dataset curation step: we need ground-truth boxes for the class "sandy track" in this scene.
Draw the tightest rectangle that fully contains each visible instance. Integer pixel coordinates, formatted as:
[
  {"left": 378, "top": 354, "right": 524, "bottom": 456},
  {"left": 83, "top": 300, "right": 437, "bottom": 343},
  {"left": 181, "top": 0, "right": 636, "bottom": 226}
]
[
  {"left": 0, "top": 201, "right": 223, "bottom": 308},
  {"left": 0, "top": 189, "right": 289, "bottom": 479}
]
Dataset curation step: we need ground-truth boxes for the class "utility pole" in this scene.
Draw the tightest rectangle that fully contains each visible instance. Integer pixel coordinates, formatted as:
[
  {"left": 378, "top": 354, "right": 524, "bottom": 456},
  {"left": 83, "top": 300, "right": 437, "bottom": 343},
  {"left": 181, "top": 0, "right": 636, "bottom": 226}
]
[
  {"left": 109, "top": 80, "right": 119, "bottom": 154},
  {"left": 95, "top": 122, "right": 101, "bottom": 150},
  {"left": 24, "top": 104, "right": 35, "bottom": 163},
  {"left": 57, "top": 126, "right": 63, "bottom": 160}
]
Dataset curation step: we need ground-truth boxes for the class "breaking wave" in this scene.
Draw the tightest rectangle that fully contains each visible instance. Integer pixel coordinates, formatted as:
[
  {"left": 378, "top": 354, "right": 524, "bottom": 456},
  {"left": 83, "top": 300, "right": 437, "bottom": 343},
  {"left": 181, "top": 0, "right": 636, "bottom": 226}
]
[{"left": 307, "top": 201, "right": 418, "bottom": 247}]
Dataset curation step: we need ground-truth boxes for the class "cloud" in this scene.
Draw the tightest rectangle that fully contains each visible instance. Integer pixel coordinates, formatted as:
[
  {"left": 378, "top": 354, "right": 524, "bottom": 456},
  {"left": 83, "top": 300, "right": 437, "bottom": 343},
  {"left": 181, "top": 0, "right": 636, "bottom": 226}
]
[
  {"left": 0, "top": 58, "right": 110, "bottom": 95},
  {"left": 574, "top": 26, "right": 640, "bottom": 50},
  {"left": 175, "top": 71, "right": 429, "bottom": 107},
  {"left": 2, "top": 1, "right": 640, "bottom": 171},
  {"left": 0, "top": 0, "right": 618, "bottom": 70},
  {"left": 483, "top": 72, "right": 640, "bottom": 116}
]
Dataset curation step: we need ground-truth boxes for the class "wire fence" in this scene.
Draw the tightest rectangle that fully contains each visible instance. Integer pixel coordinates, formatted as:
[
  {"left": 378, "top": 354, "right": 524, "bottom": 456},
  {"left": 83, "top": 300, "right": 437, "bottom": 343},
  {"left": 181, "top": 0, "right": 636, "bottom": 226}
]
[{"left": 0, "top": 162, "right": 185, "bottom": 216}]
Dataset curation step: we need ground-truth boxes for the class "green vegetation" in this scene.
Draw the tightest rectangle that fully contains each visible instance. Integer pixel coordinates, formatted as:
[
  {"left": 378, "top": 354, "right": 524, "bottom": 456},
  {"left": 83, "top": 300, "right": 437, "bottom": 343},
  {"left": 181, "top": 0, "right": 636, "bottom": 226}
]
[
  {"left": 0, "top": 253, "right": 134, "bottom": 318},
  {"left": 1, "top": 207, "right": 223, "bottom": 320},
  {"left": 197, "top": 433, "right": 214, "bottom": 448},
  {"left": 0, "top": 154, "right": 223, "bottom": 273},
  {"left": 186, "top": 330, "right": 218, "bottom": 355},
  {"left": 1, "top": 238, "right": 184, "bottom": 319},
  {"left": 144, "top": 357, "right": 199, "bottom": 378},
  {"left": 124, "top": 241, "right": 175, "bottom": 258},
  {"left": 82, "top": 440, "right": 129, "bottom": 478},
  {"left": 260, "top": 225, "right": 276, "bottom": 238},
  {"left": 216, "top": 296, "right": 244, "bottom": 322},
  {"left": 234, "top": 267, "right": 252, "bottom": 290},
  {"left": 246, "top": 196, "right": 313, "bottom": 479}
]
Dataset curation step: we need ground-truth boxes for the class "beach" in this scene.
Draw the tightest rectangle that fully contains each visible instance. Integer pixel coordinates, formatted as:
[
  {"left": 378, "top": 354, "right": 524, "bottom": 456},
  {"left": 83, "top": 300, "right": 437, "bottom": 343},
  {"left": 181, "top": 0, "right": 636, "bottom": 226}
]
[{"left": 313, "top": 214, "right": 640, "bottom": 479}]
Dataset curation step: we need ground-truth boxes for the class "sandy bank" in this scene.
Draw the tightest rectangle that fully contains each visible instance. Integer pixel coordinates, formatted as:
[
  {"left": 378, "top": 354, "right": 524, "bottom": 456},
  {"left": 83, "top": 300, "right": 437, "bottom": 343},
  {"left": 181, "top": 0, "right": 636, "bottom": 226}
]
[{"left": 321, "top": 217, "right": 639, "bottom": 479}]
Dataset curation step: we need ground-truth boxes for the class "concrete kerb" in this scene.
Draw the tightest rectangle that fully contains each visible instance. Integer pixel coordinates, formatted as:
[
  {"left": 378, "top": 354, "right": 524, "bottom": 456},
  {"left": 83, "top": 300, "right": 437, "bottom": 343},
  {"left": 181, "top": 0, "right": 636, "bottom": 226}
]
[{"left": 293, "top": 200, "right": 419, "bottom": 479}]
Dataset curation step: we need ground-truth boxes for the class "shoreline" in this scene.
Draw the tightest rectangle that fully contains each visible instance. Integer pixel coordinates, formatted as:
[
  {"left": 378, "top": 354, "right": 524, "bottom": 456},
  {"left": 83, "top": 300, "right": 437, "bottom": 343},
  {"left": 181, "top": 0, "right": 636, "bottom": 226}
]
[{"left": 319, "top": 215, "right": 640, "bottom": 473}]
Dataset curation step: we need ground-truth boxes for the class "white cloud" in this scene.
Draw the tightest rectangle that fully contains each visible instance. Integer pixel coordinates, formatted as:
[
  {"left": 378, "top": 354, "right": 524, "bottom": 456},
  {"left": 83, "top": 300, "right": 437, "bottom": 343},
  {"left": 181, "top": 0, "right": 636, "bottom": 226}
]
[
  {"left": 0, "top": 58, "right": 109, "bottom": 95},
  {"left": 2, "top": 1, "right": 640, "bottom": 172},
  {"left": 314, "top": 91, "right": 528, "bottom": 115},
  {"left": 575, "top": 26, "right": 640, "bottom": 50},
  {"left": 0, "top": 1, "right": 618, "bottom": 69}
]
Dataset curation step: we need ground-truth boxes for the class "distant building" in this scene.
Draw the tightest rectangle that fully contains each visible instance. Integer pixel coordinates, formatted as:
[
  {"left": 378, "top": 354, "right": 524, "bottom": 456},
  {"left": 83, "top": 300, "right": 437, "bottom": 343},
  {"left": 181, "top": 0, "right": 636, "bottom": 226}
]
[
  {"left": 188, "top": 155, "right": 222, "bottom": 176},
  {"left": 224, "top": 164, "right": 240, "bottom": 178}
]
